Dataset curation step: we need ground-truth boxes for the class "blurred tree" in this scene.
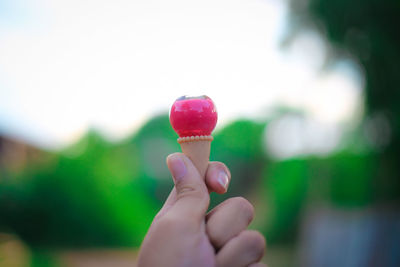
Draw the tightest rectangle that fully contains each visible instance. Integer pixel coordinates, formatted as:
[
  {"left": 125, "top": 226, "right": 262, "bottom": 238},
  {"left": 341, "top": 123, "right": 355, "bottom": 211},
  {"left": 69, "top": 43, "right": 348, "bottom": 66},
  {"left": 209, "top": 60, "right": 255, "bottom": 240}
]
[
  {"left": 0, "top": 130, "right": 158, "bottom": 248},
  {"left": 262, "top": 158, "right": 309, "bottom": 243},
  {"left": 211, "top": 120, "right": 267, "bottom": 208},
  {"left": 128, "top": 114, "right": 179, "bottom": 204},
  {"left": 0, "top": 115, "right": 270, "bottom": 248},
  {"left": 260, "top": 151, "right": 379, "bottom": 244},
  {"left": 288, "top": 0, "right": 400, "bottom": 203}
]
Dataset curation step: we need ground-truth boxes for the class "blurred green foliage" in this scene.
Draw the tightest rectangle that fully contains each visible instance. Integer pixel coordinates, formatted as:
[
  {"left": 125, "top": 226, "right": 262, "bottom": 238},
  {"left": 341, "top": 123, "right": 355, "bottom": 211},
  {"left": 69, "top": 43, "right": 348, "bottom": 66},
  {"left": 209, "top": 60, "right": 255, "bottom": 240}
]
[
  {"left": 262, "top": 158, "right": 309, "bottom": 243},
  {"left": 1, "top": 112, "right": 396, "bottom": 249},
  {"left": 210, "top": 120, "right": 266, "bottom": 207},
  {"left": 0, "top": 130, "right": 159, "bottom": 248}
]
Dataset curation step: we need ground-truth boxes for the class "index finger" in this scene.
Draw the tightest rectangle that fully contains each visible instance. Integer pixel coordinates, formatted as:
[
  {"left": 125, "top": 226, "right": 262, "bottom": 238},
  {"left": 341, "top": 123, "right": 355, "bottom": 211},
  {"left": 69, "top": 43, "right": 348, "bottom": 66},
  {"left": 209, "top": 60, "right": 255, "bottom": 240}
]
[{"left": 205, "top": 161, "right": 231, "bottom": 194}]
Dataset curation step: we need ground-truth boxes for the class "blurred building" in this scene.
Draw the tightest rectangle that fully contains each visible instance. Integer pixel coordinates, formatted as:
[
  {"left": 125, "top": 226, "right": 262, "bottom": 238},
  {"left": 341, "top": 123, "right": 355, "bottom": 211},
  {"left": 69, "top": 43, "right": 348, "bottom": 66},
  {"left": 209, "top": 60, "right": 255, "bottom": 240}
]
[
  {"left": 299, "top": 207, "right": 400, "bottom": 267},
  {"left": 0, "top": 135, "right": 47, "bottom": 175}
]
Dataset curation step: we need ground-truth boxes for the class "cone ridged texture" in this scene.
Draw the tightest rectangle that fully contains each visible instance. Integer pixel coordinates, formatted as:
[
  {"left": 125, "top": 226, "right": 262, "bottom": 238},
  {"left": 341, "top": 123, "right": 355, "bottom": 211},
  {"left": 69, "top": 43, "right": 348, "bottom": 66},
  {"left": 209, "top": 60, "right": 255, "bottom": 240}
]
[
  {"left": 177, "top": 135, "right": 213, "bottom": 144},
  {"left": 180, "top": 140, "right": 211, "bottom": 179}
]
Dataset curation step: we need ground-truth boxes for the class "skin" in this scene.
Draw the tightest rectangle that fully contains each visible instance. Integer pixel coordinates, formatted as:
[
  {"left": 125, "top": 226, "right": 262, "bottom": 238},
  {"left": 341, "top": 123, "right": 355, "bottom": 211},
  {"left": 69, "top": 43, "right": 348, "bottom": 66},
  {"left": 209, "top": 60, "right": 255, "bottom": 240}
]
[{"left": 137, "top": 153, "right": 267, "bottom": 267}]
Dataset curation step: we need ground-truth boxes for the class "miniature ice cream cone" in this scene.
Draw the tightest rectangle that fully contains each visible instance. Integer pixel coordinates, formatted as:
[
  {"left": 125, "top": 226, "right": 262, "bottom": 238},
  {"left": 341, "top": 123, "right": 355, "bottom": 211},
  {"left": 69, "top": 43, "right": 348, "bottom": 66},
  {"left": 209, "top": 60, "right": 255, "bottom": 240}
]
[
  {"left": 180, "top": 139, "right": 211, "bottom": 178},
  {"left": 170, "top": 95, "right": 218, "bottom": 179}
]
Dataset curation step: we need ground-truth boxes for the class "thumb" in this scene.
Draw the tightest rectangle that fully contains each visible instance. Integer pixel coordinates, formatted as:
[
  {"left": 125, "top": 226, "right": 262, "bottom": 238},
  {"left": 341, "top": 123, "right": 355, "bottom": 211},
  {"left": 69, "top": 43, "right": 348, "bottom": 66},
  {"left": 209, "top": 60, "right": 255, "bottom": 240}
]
[{"left": 166, "top": 153, "right": 210, "bottom": 221}]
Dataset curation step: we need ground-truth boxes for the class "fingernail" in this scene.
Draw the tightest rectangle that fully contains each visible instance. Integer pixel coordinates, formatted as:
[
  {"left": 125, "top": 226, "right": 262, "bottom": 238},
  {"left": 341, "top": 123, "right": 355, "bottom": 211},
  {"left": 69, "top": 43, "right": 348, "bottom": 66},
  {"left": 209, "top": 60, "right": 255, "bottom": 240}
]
[
  {"left": 169, "top": 155, "right": 187, "bottom": 182},
  {"left": 217, "top": 171, "right": 229, "bottom": 189}
]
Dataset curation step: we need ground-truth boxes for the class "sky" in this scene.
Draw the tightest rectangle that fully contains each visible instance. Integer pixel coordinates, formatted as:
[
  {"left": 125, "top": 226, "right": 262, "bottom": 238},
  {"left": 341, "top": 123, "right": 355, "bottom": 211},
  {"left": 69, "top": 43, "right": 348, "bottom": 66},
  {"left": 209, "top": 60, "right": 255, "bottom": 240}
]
[{"left": 0, "top": 0, "right": 363, "bottom": 155}]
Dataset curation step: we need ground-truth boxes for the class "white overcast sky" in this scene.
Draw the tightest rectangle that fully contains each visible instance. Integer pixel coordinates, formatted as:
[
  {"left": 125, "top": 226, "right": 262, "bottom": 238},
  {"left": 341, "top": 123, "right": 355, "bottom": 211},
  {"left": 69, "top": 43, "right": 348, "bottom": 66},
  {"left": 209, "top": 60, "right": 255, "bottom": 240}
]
[{"left": 0, "top": 0, "right": 363, "bottom": 150}]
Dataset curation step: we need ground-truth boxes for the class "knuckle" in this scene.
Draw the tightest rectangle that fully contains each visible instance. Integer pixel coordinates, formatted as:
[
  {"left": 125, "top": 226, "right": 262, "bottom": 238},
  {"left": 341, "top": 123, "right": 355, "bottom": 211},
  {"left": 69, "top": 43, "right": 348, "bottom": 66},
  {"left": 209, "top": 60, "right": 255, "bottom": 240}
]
[
  {"left": 231, "top": 197, "right": 254, "bottom": 222},
  {"left": 243, "top": 231, "right": 266, "bottom": 257},
  {"left": 177, "top": 183, "right": 207, "bottom": 201},
  {"left": 207, "top": 228, "right": 225, "bottom": 248},
  {"left": 178, "top": 184, "right": 197, "bottom": 195}
]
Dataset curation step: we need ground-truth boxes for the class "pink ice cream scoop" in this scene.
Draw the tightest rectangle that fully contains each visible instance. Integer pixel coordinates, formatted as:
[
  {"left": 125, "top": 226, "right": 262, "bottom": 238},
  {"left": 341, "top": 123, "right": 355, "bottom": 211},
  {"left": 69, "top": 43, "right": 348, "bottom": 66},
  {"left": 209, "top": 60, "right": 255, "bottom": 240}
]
[
  {"left": 170, "top": 95, "right": 218, "bottom": 143},
  {"left": 169, "top": 95, "right": 218, "bottom": 177}
]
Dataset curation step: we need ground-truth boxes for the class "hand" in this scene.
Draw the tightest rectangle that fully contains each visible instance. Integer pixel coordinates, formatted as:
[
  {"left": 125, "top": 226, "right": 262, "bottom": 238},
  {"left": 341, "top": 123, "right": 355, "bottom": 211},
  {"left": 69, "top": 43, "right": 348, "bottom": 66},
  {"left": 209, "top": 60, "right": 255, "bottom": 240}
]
[{"left": 137, "top": 153, "right": 266, "bottom": 267}]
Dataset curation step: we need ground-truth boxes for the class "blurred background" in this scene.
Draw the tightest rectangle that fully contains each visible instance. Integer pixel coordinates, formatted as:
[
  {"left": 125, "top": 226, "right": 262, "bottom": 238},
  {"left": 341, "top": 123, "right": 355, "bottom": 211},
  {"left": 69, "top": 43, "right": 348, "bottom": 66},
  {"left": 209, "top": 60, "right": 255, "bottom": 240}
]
[{"left": 0, "top": 0, "right": 399, "bottom": 266}]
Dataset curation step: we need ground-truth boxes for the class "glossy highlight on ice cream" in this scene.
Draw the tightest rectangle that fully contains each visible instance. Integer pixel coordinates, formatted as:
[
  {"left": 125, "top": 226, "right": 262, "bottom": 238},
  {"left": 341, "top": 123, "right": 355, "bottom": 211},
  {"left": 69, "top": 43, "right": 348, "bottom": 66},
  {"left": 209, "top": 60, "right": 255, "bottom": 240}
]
[{"left": 170, "top": 95, "right": 218, "bottom": 138}]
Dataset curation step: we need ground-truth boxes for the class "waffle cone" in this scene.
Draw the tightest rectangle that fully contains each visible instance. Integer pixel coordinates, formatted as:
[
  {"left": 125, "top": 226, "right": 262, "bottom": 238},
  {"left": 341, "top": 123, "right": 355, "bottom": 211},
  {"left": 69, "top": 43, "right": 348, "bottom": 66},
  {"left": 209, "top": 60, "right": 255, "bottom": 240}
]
[{"left": 179, "top": 140, "right": 211, "bottom": 179}]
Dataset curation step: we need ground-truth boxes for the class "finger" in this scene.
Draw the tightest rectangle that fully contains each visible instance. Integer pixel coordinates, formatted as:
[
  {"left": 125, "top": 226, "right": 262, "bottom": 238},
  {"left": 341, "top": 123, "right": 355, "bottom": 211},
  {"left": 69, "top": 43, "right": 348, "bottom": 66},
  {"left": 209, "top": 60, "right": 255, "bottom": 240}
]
[
  {"left": 205, "top": 161, "right": 231, "bottom": 194},
  {"left": 156, "top": 160, "right": 230, "bottom": 222},
  {"left": 248, "top": 263, "right": 268, "bottom": 267},
  {"left": 206, "top": 197, "right": 254, "bottom": 249},
  {"left": 166, "top": 153, "right": 210, "bottom": 222},
  {"left": 216, "top": 230, "right": 266, "bottom": 267}
]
